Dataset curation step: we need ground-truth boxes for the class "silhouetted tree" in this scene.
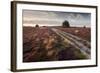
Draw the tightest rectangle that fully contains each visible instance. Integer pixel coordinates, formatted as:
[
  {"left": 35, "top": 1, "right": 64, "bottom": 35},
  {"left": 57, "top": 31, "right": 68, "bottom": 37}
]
[
  {"left": 35, "top": 24, "right": 39, "bottom": 27},
  {"left": 62, "top": 20, "right": 70, "bottom": 28},
  {"left": 83, "top": 25, "right": 86, "bottom": 28}
]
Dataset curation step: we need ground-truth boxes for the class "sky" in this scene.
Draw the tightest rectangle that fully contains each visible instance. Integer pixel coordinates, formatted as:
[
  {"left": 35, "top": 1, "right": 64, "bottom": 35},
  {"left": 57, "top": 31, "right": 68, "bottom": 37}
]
[{"left": 23, "top": 10, "right": 91, "bottom": 27}]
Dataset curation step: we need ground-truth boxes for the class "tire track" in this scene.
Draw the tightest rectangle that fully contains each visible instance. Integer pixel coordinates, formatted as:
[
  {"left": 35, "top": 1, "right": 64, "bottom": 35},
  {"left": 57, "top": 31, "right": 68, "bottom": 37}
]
[{"left": 51, "top": 28, "right": 90, "bottom": 59}]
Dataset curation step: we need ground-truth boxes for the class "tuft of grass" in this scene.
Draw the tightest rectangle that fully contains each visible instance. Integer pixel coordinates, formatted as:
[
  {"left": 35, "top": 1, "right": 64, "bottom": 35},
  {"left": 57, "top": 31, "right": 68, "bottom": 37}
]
[{"left": 74, "top": 49, "right": 87, "bottom": 59}]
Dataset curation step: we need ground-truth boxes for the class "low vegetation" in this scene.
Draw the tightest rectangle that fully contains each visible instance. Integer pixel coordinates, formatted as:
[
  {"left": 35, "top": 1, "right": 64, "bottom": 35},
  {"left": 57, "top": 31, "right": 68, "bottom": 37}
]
[{"left": 23, "top": 26, "right": 90, "bottom": 62}]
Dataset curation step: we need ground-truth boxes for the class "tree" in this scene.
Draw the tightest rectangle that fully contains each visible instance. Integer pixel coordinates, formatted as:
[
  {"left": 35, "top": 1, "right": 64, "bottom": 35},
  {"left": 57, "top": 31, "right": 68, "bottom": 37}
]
[
  {"left": 62, "top": 20, "right": 70, "bottom": 28},
  {"left": 83, "top": 25, "right": 86, "bottom": 28},
  {"left": 35, "top": 24, "right": 39, "bottom": 27}
]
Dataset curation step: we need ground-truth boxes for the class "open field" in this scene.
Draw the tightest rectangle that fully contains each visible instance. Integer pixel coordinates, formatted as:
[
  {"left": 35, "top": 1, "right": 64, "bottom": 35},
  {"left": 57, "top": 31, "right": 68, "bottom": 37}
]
[
  {"left": 23, "top": 26, "right": 91, "bottom": 62},
  {"left": 54, "top": 27, "right": 91, "bottom": 41}
]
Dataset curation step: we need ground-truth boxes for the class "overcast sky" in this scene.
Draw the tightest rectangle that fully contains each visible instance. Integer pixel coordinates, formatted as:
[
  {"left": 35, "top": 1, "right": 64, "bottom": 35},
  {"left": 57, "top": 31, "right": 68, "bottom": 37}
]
[{"left": 23, "top": 10, "right": 91, "bottom": 27}]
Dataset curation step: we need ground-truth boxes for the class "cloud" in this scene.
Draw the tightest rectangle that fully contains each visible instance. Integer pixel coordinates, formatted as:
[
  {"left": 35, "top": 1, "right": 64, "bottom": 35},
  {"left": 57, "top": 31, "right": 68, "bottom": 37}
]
[{"left": 23, "top": 10, "right": 91, "bottom": 27}]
